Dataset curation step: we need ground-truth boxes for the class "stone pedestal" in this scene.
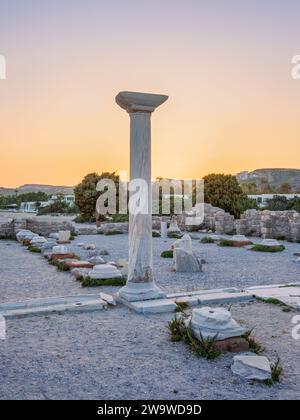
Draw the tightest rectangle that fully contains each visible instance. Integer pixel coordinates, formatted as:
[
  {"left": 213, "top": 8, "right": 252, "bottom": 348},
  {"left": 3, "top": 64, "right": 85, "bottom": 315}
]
[
  {"left": 116, "top": 91, "right": 168, "bottom": 302},
  {"left": 190, "top": 307, "right": 245, "bottom": 341},
  {"left": 161, "top": 221, "right": 168, "bottom": 238}
]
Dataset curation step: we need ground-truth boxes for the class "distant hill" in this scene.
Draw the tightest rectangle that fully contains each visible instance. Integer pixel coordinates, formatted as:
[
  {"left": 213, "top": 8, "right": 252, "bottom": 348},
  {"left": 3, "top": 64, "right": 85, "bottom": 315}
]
[
  {"left": 237, "top": 168, "right": 300, "bottom": 191},
  {"left": 0, "top": 184, "right": 74, "bottom": 197}
]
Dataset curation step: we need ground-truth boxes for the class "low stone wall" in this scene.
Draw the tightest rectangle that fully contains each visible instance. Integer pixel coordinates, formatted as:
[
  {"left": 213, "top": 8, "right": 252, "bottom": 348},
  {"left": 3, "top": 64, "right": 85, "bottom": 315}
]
[
  {"left": 237, "top": 209, "right": 300, "bottom": 241},
  {"left": 0, "top": 218, "right": 15, "bottom": 238},
  {"left": 180, "top": 203, "right": 236, "bottom": 235},
  {"left": 0, "top": 217, "right": 74, "bottom": 238}
]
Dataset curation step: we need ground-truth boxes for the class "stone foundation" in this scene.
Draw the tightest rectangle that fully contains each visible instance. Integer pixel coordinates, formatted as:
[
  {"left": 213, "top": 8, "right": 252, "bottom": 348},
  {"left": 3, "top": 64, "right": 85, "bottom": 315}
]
[
  {"left": 237, "top": 209, "right": 300, "bottom": 241},
  {"left": 0, "top": 217, "right": 74, "bottom": 238}
]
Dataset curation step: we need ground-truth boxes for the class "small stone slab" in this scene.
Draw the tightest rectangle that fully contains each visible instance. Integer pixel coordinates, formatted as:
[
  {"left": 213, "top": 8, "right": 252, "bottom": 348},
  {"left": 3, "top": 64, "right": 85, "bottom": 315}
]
[
  {"left": 174, "top": 248, "right": 202, "bottom": 272},
  {"left": 190, "top": 307, "right": 246, "bottom": 340},
  {"left": 50, "top": 253, "right": 75, "bottom": 261},
  {"left": 99, "top": 293, "right": 116, "bottom": 306},
  {"left": 64, "top": 260, "right": 94, "bottom": 269},
  {"left": 0, "top": 294, "right": 108, "bottom": 319},
  {"left": 198, "top": 291, "right": 254, "bottom": 305},
  {"left": 167, "top": 287, "right": 241, "bottom": 299},
  {"left": 246, "top": 284, "right": 300, "bottom": 310},
  {"left": 120, "top": 298, "right": 177, "bottom": 314},
  {"left": 231, "top": 355, "right": 272, "bottom": 381}
]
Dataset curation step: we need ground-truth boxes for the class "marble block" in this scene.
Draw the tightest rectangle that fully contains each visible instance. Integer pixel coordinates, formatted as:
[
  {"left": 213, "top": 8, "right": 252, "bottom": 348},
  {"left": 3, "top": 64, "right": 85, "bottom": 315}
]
[
  {"left": 230, "top": 235, "right": 251, "bottom": 244},
  {"left": 174, "top": 248, "right": 202, "bottom": 272},
  {"left": 58, "top": 230, "right": 71, "bottom": 243},
  {"left": 52, "top": 245, "right": 69, "bottom": 254},
  {"left": 190, "top": 307, "right": 245, "bottom": 341},
  {"left": 231, "top": 355, "right": 271, "bottom": 381},
  {"left": 161, "top": 221, "right": 168, "bottom": 238},
  {"left": 168, "top": 220, "right": 181, "bottom": 234},
  {"left": 16, "top": 230, "right": 37, "bottom": 242},
  {"left": 30, "top": 236, "right": 47, "bottom": 246},
  {"left": 260, "top": 239, "right": 281, "bottom": 247},
  {"left": 88, "top": 256, "right": 105, "bottom": 265},
  {"left": 88, "top": 264, "right": 122, "bottom": 280},
  {"left": 172, "top": 234, "right": 193, "bottom": 252}
]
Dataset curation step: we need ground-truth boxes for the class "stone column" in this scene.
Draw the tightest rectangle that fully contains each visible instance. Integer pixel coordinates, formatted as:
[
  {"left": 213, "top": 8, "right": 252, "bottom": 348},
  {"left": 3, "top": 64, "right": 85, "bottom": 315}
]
[{"left": 116, "top": 91, "right": 168, "bottom": 301}]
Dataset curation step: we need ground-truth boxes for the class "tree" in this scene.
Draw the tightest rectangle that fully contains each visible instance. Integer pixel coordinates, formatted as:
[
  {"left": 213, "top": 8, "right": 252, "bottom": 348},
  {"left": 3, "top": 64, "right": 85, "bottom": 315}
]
[
  {"left": 277, "top": 182, "right": 292, "bottom": 194},
  {"left": 203, "top": 174, "right": 257, "bottom": 218},
  {"left": 266, "top": 196, "right": 292, "bottom": 211},
  {"left": 74, "top": 172, "right": 119, "bottom": 222}
]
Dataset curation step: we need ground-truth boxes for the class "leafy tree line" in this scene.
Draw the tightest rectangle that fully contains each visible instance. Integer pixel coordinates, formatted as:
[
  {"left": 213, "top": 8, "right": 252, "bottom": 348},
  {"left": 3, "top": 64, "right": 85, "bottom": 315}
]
[
  {"left": 265, "top": 196, "right": 300, "bottom": 212},
  {"left": 0, "top": 192, "right": 49, "bottom": 209},
  {"left": 241, "top": 179, "right": 300, "bottom": 195},
  {"left": 73, "top": 172, "right": 258, "bottom": 222}
]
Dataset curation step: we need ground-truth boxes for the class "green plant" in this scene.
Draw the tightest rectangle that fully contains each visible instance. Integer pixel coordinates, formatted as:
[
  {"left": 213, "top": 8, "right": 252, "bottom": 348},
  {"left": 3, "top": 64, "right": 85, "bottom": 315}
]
[
  {"left": 80, "top": 276, "right": 126, "bottom": 287},
  {"left": 251, "top": 244, "right": 285, "bottom": 253},
  {"left": 175, "top": 301, "right": 189, "bottom": 312},
  {"left": 203, "top": 173, "right": 257, "bottom": 218},
  {"left": 49, "top": 260, "right": 70, "bottom": 271},
  {"left": 200, "top": 236, "right": 215, "bottom": 244},
  {"left": 74, "top": 171, "right": 120, "bottom": 223},
  {"left": 167, "top": 318, "right": 221, "bottom": 359},
  {"left": 152, "top": 231, "right": 161, "bottom": 238},
  {"left": 218, "top": 239, "right": 235, "bottom": 247},
  {"left": 271, "top": 358, "right": 282, "bottom": 383},
  {"left": 167, "top": 233, "right": 182, "bottom": 239},
  {"left": 167, "top": 316, "right": 186, "bottom": 342},
  {"left": 243, "top": 330, "right": 264, "bottom": 354},
  {"left": 27, "top": 245, "right": 42, "bottom": 253},
  {"left": 161, "top": 250, "right": 173, "bottom": 258},
  {"left": 184, "top": 327, "right": 221, "bottom": 360},
  {"left": 256, "top": 297, "right": 289, "bottom": 310}
]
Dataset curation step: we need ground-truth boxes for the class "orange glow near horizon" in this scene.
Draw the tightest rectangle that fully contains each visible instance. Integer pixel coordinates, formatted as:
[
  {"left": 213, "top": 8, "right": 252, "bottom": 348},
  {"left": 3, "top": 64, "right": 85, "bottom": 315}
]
[{"left": 1, "top": 1, "right": 300, "bottom": 188}]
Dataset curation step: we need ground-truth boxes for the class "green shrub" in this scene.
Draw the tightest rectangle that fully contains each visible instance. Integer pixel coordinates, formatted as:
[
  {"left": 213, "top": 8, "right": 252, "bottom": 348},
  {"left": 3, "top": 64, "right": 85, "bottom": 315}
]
[
  {"left": 161, "top": 250, "right": 173, "bottom": 258},
  {"left": 218, "top": 239, "right": 235, "bottom": 247},
  {"left": 80, "top": 276, "right": 126, "bottom": 287},
  {"left": 200, "top": 236, "right": 215, "bottom": 244},
  {"left": 49, "top": 260, "right": 70, "bottom": 271},
  {"left": 167, "top": 232, "right": 183, "bottom": 239},
  {"left": 152, "top": 231, "right": 161, "bottom": 238},
  {"left": 251, "top": 244, "right": 285, "bottom": 253},
  {"left": 27, "top": 245, "right": 41, "bottom": 253},
  {"left": 243, "top": 330, "right": 264, "bottom": 354}
]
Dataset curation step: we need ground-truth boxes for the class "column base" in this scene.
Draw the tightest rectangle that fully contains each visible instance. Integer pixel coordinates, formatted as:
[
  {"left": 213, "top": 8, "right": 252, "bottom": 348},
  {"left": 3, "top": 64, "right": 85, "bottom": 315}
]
[{"left": 117, "top": 282, "right": 166, "bottom": 302}]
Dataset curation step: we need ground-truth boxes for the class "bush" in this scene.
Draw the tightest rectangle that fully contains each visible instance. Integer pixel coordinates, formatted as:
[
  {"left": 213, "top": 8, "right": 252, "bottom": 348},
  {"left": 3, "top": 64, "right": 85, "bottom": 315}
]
[
  {"left": 218, "top": 239, "right": 235, "bottom": 247},
  {"left": 38, "top": 198, "right": 78, "bottom": 215},
  {"left": 200, "top": 236, "right": 215, "bottom": 244},
  {"left": 203, "top": 174, "right": 257, "bottom": 218},
  {"left": 161, "top": 250, "right": 173, "bottom": 258},
  {"left": 80, "top": 276, "right": 126, "bottom": 287},
  {"left": 74, "top": 172, "right": 120, "bottom": 223},
  {"left": 251, "top": 244, "right": 285, "bottom": 253},
  {"left": 27, "top": 245, "right": 41, "bottom": 253}
]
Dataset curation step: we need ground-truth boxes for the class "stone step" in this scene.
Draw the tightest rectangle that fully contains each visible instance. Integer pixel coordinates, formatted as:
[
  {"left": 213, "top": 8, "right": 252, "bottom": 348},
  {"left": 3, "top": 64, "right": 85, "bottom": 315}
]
[{"left": 0, "top": 294, "right": 108, "bottom": 318}]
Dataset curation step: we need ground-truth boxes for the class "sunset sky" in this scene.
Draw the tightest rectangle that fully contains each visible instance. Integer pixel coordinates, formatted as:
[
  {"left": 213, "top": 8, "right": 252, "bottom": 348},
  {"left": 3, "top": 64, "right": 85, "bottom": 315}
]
[{"left": 0, "top": 0, "right": 299, "bottom": 187}]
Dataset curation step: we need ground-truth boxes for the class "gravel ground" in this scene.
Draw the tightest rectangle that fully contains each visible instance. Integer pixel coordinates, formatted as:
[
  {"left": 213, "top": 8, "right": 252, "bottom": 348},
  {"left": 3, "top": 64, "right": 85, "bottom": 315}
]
[
  {"left": 1, "top": 233, "right": 299, "bottom": 303},
  {"left": 0, "top": 302, "right": 299, "bottom": 400},
  {"left": 0, "top": 235, "right": 300, "bottom": 400}
]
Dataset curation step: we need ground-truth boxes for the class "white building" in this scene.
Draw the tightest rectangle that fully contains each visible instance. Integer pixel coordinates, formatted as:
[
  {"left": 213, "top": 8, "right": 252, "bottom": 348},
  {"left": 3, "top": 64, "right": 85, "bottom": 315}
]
[
  {"left": 248, "top": 194, "right": 300, "bottom": 208},
  {"left": 19, "top": 201, "right": 49, "bottom": 213}
]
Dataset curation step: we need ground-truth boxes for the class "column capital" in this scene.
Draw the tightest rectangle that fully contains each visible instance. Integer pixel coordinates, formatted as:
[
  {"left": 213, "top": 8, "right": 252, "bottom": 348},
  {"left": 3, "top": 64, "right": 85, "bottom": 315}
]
[{"left": 116, "top": 91, "right": 168, "bottom": 114}]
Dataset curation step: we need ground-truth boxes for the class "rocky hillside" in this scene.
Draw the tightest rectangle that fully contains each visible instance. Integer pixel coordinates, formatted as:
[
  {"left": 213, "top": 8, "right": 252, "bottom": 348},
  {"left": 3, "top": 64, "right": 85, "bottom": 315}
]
[
  {"left": 0, "top": 184, "right": 74, "bottom": 197},
  {"left": 237, "top": 168, "right": 300, "bottom": 190}
]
